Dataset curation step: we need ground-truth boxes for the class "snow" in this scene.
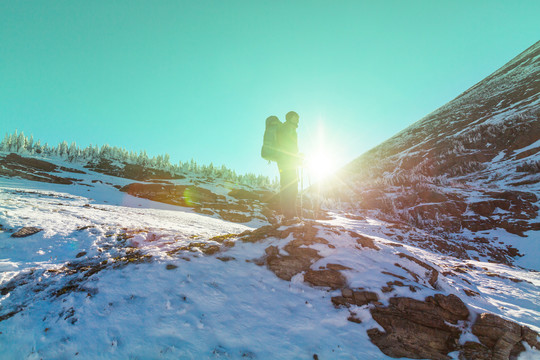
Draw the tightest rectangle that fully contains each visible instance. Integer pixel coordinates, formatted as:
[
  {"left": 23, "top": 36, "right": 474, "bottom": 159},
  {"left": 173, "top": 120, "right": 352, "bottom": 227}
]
[
  {"left": 0, "top": 175, "right": 388, "bottom": 359},
  {"left": 516, "top": 138, "right": 540, "bottom": 154},
  {"left": 1, "top": 163, "right": 540, "bottom": 358}
]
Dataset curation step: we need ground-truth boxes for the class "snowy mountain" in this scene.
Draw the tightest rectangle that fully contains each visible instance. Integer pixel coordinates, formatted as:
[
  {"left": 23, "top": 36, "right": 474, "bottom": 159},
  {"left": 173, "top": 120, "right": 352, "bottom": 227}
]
[
  {"left": 1, "top": 41, "right": 540, "bottom": 359},
  {"left": 322, "top": 40, "right": 540, "bottom": 263}
]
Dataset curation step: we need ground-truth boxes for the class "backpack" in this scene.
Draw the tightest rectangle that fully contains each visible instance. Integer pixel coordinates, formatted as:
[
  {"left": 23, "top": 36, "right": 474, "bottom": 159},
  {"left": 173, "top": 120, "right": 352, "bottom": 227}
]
[{"left": 261, "top": 116, "right": 283, "bottom": 162}]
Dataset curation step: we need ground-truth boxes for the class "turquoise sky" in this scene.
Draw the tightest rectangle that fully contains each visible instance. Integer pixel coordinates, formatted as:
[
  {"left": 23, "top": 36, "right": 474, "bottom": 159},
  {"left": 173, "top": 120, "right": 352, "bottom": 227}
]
[{"left": 1, "top": 1, "right": 539, "bottom": 179}]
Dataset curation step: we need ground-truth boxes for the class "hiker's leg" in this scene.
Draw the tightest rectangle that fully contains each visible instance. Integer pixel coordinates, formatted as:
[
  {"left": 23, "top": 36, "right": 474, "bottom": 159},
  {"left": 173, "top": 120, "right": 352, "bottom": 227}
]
[{"left": 282, "top": 168, "right": 298, "bottom": 219}]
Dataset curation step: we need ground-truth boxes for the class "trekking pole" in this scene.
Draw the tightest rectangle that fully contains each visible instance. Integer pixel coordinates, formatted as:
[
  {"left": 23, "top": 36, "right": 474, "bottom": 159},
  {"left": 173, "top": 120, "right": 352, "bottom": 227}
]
[{"left": 299, "top": 167, "right": 303, "bottom": 219}]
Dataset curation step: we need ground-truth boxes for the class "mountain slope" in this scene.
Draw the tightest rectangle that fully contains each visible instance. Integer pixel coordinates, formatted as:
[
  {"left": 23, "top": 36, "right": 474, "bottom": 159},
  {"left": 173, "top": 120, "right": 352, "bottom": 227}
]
[
  {"left": 323, "top": 41, "right": 540, "bottom": 261},
  {"left": 1, "top": 169, "right": 539, "bottom": 359}
]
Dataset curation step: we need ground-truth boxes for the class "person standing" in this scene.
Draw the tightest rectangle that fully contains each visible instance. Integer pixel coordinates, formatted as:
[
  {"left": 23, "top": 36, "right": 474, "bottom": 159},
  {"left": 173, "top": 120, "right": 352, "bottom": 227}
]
[{"left": 276, "top": 111, "right": 301, "bottom": 220}]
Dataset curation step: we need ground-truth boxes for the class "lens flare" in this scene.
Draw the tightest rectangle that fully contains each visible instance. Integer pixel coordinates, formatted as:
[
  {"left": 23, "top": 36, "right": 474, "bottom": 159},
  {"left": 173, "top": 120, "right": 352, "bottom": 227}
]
[{"left": 305, "top": 150, "right": 338, "bottom": 184}]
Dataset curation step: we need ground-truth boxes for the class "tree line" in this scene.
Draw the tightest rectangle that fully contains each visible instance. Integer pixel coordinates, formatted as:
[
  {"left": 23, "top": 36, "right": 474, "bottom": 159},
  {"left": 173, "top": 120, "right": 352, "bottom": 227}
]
[{"left": 0, "top": 130, "right": 276, "bottom": 188}]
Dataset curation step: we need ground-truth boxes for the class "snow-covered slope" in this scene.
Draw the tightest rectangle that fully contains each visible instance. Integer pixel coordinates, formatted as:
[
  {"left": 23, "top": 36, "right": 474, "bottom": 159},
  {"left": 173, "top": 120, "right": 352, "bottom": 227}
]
[
  {"left": 322, "top": 41, "right": 540, "bottom": 260},
  {"left": 1, "top": 155, "right": 540, "bottom": 359}
]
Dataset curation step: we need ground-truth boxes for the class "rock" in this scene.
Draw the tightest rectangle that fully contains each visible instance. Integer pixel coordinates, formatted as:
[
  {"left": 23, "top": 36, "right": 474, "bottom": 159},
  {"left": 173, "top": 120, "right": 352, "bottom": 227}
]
[
  {"left": 11, "top": 227, "right": 42, "bottom": 238},
  {"left": 349, "top": 231, "right": 380, "bottom": 250},
  {"left": 75, "top": 251, "right": 87, "bottom": 258},
  {"left": 228, "top": 189, "right": 260, "bottom": 200},
  {"left": 216, "top": 256, "right": 235, "bottom": 262},
  {"left": 433, "top": 294, "right": 469, "bottom": 322},
  {"left": 471, "top": 313, "right": 540, "bottom": 360},
  {"left": 267, "top": 256, "right": 313, "bottom": 281},
  {"left": 165, "top": 264, "right": 178, "bottom": 270},
  {"left": 331, "top": 296, "right": 351, "bottom": 307},
  {"left": 303, "top": 269, "right": 346, "bottom": 289},
  {"left": 352, "top": 290, "right": 379, "bottom": 306},
  {"left": 332, "top": 289, "right": 379, "bottom": 308},
  {"left": 397, "top": 253, "right": 439, "bottom": 288},
  {"left": 326, "top": 263, "right": 353, "bottom": 271},
  {"left": 5, "top": 153, "right": 57, "bottom": 171},
  {"left": 459, "top": 341, "right": 492, "bottom": 360},
  {"left": 368, "top": 294, "right": 469, "bottom": 359},
  {"left": 347, "top": 312, "right": 362, "bottom": 323},
  {"left": 341, "top": 288, "right": 353, "bottom": 299}
]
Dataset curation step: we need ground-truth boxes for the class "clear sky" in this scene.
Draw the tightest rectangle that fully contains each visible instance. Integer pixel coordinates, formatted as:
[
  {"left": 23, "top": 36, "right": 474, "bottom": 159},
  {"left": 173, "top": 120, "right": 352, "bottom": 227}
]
[{"left": 1, "top": 1, "right": 539, "bottom": 180}]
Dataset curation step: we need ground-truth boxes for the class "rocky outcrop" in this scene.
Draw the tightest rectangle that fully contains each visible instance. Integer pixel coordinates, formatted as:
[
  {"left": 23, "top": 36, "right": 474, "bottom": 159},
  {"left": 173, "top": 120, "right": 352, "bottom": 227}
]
[
  {"left": 84, "top": 158, "right": 184, "bottom": 181},
  {"left": 331, "top": 288, "right": 379, "bottom": 308},
  {"left": 11, "top": 227, "right": 42, "bottom": 238},
  {"left": 367, "top": 294, "right": 469, "bottom": 360},
  {"left": 470, "top": 313, "right": 540, "bottom": 360},
  {"left": 241, "top": 222, "right": 362, "bottom": 287},
  {"left": 0, "top": 153, "right": 80, "bottom": 184},
  {"left": 120, "top": 182, "right": 273, "bottom": 224},
  {"left": 365, "top": 294, "right": 539, "bottom": 360},
  {"left": 303, "top": 269, "right": 346, "bottom": 289}
]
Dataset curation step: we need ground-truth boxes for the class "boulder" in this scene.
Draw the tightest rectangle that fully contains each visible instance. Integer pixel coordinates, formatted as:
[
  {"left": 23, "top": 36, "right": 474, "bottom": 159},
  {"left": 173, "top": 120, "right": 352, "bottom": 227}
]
[
  {"left": 11, "top": 227, "right": 42, "bottom": 238},
  {"left": 472, "top": 313, "right": 540, "bottom": 360},
  {"left": 367, "top": 294, "right": 469, "bottom": 359}
]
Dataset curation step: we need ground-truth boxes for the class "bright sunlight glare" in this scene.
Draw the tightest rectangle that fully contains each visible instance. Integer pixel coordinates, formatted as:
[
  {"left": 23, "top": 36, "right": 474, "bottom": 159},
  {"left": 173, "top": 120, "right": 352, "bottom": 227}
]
[
  {"left": 301, "top": 119, "right": 341, "bottom": 187},
  {"left": 304, "top": 149, "right": 339, "bottom": 185}
]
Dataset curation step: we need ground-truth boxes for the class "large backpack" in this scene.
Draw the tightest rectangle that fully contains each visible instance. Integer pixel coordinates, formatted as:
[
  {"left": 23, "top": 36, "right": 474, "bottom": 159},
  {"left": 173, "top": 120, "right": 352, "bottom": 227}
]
[{"left": 261, "top": 116, "right": 283, "bottom": 162}]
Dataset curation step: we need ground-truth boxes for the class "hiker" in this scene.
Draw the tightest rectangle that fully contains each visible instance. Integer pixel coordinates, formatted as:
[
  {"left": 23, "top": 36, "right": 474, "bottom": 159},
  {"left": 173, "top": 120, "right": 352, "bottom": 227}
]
[
  {"left": 276, "top": 111, "right": 302, "bottom": 220},
  {"left": 261, "top": 111, "right": 303, "bottom": 221}
]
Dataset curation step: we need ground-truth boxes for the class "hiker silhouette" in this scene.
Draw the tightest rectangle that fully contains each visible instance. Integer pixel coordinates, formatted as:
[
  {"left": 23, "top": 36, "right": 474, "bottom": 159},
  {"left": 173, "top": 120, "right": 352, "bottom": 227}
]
[{"left": 276, "top": 111, "right": 302, "bottom": 220}]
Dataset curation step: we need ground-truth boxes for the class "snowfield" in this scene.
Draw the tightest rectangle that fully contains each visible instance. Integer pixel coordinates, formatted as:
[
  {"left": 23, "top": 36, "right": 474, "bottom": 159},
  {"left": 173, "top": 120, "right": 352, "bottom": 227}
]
[
  {"left": 0, "top": 178, "right": 384, "bottom": 359},
  {"left": 1, "top": 174, "right": 539, "bottom": 359}
]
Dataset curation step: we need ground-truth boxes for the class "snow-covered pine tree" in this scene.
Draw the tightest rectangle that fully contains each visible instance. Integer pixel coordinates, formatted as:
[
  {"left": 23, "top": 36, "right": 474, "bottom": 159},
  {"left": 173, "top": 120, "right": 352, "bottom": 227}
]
[{"left": 0, "top": 133, "right": 9, "bottom": 151}]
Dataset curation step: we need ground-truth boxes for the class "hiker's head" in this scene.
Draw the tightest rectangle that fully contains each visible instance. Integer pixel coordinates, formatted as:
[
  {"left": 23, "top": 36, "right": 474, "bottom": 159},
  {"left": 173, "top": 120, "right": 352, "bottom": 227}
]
[{"left": 286, "top": 111, "right": 299, "bottom": 126}]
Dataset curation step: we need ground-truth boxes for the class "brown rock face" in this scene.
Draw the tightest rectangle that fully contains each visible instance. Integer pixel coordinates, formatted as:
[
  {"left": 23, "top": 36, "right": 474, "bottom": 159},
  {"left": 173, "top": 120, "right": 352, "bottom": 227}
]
[
  {"left": 303, "top": 269, "right": 346, "bottom": 289},
  {"left": 366, "top": 295, "right": 540, "bottom": 360},
  {"left": 368, "top": 294, "right": 470, "bottom": 360},
  {"left": 120, "top": 182, "right": 265, "bottom": 223},
  {"left": 11, "top": 227, "right": 42, "bottom": 238},
  {"left": 0, "top": 153, "right": 75, "bottom": 184},
  {"left": 332, "top": 289, "right": 379, "bottom": 308},
  {"left": 471, "top": 313, "right": 540, "bottom": 360}
]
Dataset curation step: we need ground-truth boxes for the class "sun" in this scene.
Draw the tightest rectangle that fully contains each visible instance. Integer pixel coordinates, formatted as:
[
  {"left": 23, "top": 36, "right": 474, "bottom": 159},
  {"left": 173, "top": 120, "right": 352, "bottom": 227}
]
[{"left": 304, "top": 150, "right": 339, "bottom": 185}]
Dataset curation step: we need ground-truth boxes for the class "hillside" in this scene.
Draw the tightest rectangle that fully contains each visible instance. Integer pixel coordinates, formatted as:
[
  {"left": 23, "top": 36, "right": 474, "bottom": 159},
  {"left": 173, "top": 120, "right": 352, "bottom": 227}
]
[
  {"left": 1, "top": 154, "right": 539, "bottom": 359},
  {"left": 320, "top": 41, "right": 540, "bottom": 266}
]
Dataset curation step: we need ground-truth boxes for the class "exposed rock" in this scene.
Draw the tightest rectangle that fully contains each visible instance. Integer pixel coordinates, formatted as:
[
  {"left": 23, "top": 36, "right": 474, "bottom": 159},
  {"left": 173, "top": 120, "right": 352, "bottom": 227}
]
[
  {"left": 84, "top": 158, "right": 184, "bottom": 181},
  {"left": 347, "top": 312, "right": 362, "bottom": 323},
  {"left": 471, "top": 313, "right": 540, "bottom": 360},
  {"left": 120, "top": 182, "right": 261, "bottom": 223},
  {"left": 267, "top": 254, "right": 316, "bottom": 281},
  {"left": 459, "top": 341, "right": 492, "bottom": 360},
  {"left": 368, "top": 294, "right": 469, "bottom": 359},
  {"left": 332, "top": 289, "right": 379, "bottom": 308},
  {"left": 326, "top": 263, "right": 353, "bottom": 271},
  {"left": 216, "top": 256, "right": 235, "bottom": 262},
  {"left": 303, "top": 269, "right": 346, "bottom": 289},
  {"left": 397, "top": 253, "right": 439, "bottom": 288},
  {"left": 4, "top": 153, "right": 57, "bottom": 171},
  {"left": 349, "top": 231, "right": 380, "bottom": 250},
  {"left": 241, "top": 221, "right": 368, "bottom": 285},
  {"left": 11, "top": 227, "right": 42, "bottom": 238},
  {"left": 0, "top": 153, "right": 75, "bottom": 184},
  {"left": 228, "top": 189, "right": 260, "bottom": 200}
]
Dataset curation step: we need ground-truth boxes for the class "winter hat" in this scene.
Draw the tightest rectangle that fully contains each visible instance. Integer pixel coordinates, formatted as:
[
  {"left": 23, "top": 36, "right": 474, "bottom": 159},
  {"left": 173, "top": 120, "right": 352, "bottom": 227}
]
[{"left": 286, "top": 111, "right": 299, "bottom": 125}]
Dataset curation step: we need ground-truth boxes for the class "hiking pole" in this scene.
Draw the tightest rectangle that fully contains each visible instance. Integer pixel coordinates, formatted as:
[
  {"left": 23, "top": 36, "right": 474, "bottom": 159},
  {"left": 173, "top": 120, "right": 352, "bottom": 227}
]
[{"left": 300, "top": 166, "right": 303, "bottom": 219}]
